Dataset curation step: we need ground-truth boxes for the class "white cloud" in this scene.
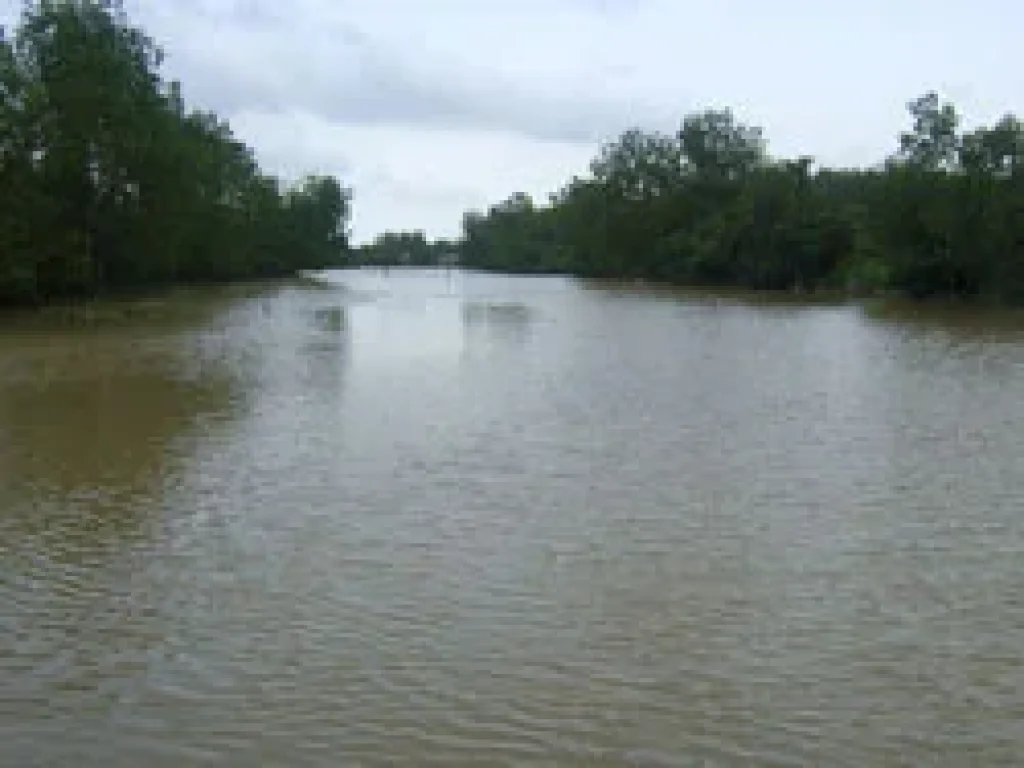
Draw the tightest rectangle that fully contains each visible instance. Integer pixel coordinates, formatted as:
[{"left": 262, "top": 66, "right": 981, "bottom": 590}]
[
  {"left": 231, "top": 110, "right": 595, "bottom": 238},
  {"left": 3, "top": 0, "right": 1023, "bottom": 242}
]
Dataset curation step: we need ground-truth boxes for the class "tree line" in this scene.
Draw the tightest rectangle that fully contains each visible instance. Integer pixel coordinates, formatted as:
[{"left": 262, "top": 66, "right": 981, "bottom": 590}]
[
  {"left": 378, "top": 92, "right": 1024, "bottom": 303},
  {"left": 7, "top": 1, "right": 1023, "bottom": 307},
  {"left": 1, "top": 0, "right": 351, "bottom": 308},
  {"left": 352, "top": 230, "right": 459, "bottom": 269}
]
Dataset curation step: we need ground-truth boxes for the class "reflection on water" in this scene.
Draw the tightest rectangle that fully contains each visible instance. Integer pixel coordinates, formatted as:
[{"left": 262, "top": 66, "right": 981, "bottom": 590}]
[
  {"left": 310, "top": 304, "right": 346, "bottom": 334},
  {"left": 2, "top": 360, "right": 233, "bottom": 492},
  {"left": 864, "top": 297, "right": 1024, "bottom": 342},
  {"left": 3, "top": 271, "right": 1024, "bottom": 766},
  {"left": 0, "top": 313, "right": 244, "bottom": 546},
  {"left": 461, "top": 300, "right": 533, "bottom": 347}
]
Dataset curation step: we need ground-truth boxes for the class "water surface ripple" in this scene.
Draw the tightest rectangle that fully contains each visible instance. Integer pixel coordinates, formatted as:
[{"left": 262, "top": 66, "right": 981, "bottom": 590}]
[{"left": 2, "top": 271, "right": 1023, "bottom": 766}]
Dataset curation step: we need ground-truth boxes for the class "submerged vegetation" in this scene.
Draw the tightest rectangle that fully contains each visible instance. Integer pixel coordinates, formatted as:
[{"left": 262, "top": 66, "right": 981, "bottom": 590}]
[
  {"left": 366, "top": 96, "right": 1024, "bottom": 304},
  {"left": 0, "top": 0, "right": 350, "bottom": 308}
]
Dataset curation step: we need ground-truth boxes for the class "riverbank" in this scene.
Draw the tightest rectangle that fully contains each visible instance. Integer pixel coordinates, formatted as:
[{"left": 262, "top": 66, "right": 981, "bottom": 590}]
[
  {"left": 6, "top": 266, "right": 1023, "bottom": 338},
  {"left": 361, "top": 265, "right": 1024, "bottom": 310},
  {"left": 581, "top": 276, "right": 1024, "bottom": 308},
  {"left": 0, "top": 274, "right": 340, "bottom": 330}
]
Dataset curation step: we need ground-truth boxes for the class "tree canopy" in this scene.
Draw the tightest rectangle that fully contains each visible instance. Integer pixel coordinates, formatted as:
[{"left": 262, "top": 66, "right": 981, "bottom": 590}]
[
  {"left": 431, "top": 97, "right": 1024, "bottom": 303},
  {"left": 0, "top": 0, "right": 351, "bottom": 307},
  {"left": 6, "top": 1, "right": 1024, "bottom": 307},
  {"left": 352, "top": 230, "right": 459, "bottom": 269}
]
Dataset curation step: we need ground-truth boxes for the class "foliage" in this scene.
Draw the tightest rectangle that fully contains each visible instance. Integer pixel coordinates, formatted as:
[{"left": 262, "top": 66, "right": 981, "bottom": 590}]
[
  {"left": 9, "top": 2, "right": 1023, "bottom": 306},
  {"left": 0, "top": 0, "right": 351, "bottom": 307},
  {"left": 353, "top": 230, "right": 458, "bottom": 268},
  {"left": 437, "top": 94, "right": 1024, "bottom": 303}
]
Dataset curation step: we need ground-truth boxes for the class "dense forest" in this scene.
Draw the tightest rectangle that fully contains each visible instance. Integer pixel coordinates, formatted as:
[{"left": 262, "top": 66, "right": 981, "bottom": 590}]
[
  {"left": 365, "top": 94, "right": 1024, "bottom": 303},
  {"left": 6, "top": 2, "right": 1024, "bottom": 307},
  {"left": 0, "top": 0, "right": 350, "bottom": 308}
]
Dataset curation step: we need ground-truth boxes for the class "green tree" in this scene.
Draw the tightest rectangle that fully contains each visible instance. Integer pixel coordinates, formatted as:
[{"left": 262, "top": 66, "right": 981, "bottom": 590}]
[
  {"left": 896, "top": 91, "right": 960, "bottom": 170},
  {"left": 959, "top": 114, "right": 1024, "bottom": 176},
  {"left": 438, "top": 91, "right": 1024, "bottom": 304},
  {"left": 678, "top": 108, "right": 766, "bottom": 180},
  {"left": 0, "top": 0, "right": 352, "bottom": 308}
]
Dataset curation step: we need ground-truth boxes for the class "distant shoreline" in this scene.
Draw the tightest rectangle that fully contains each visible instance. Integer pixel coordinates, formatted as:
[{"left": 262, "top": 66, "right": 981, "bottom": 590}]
[
  {"left": 6, "top": 267, "right": 1022, "bottom": 331},
  {"left": 343, "top": 265, "right": 1024, "bottom": 309}
]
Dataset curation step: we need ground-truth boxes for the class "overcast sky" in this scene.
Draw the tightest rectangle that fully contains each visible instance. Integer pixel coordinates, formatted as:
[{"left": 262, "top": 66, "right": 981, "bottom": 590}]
[{"left": 3, "top": 0, "right": 1022, "bottom": 243}]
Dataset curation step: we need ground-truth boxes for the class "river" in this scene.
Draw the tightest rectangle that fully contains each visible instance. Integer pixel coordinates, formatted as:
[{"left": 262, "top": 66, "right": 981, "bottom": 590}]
[{"left": 2, "top": 270, "right": 1023, "bottom": 766}]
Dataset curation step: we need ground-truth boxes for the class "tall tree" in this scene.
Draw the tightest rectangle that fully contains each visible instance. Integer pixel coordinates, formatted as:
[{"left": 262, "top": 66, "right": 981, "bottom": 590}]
[
  {"left": 445, "top": 93, "right": 1024, "bottom": 304},
  {"left": 896, "top": 91, "right": 960, "bottom": 170},
  {"left": 0, "top": 0, "right": 352, "bottom": 308}
]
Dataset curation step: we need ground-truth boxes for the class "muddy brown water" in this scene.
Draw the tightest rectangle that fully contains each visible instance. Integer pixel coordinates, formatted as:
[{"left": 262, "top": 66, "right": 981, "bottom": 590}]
[{"left": 3, "top": 270, "right": 1023, "bottom": 766}]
